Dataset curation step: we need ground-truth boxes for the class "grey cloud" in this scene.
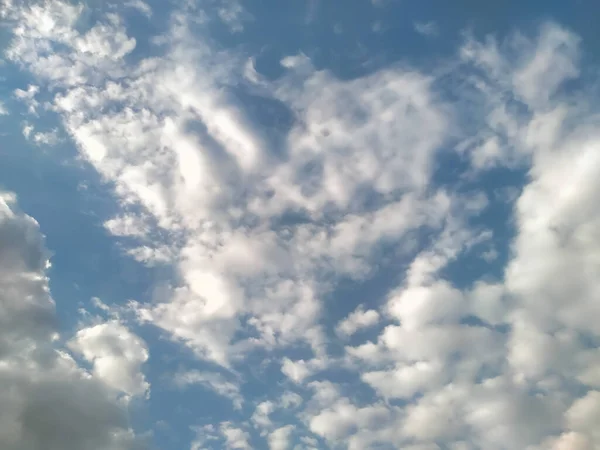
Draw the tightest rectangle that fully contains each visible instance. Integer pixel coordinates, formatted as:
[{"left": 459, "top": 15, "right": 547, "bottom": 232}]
[{"left": 0, "top": 193, "right": 147, "bottom": 450}]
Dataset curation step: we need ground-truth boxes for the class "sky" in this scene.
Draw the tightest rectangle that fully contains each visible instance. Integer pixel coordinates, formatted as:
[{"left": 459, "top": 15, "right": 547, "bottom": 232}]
[{"left": 1, "top": 0, "right": 600, "bottom": 449}]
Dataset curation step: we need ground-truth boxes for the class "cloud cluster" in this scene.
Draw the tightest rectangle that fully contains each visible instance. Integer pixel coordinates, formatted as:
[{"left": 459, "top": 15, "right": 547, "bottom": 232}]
[
  {"left": 4, "top": 0, "right": 600, "bottom": 448},
  {"left": 5, "top": 0, "right": 455, "bottom": 370},
  {"left": 68, "top": 321, "right": 150, "bottom": 397},
  {"left": 0, "top": 193, "right": 148, "bottom": 450}
]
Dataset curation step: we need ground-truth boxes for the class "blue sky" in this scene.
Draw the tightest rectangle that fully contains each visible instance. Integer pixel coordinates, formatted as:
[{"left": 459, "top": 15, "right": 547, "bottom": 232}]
[{"left": 1, "top": 1, "right": 600, "bottom": 449}]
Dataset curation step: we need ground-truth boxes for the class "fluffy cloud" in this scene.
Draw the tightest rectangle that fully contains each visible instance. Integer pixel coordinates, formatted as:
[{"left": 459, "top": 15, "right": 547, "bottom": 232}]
[
  {"left": 0, "top": 193, "right": 146, "bottom": 450},
  {"left": 339, "top": 22, "right": 600, "bottom": 449},
  {"left": 5, "top": 0, "right": 455, "bottom": 375},
  {"left": 268, "top": 425, "right": 295, "bottom": 450},
  {"left": 335, "top": 305, "right": 380, "bottom": 338},
  {"left": 220, "top": 422, "right": 252, "bottom": 450},
  {"left": 68, "top": 321, "right": 150, "bottom": 397}
]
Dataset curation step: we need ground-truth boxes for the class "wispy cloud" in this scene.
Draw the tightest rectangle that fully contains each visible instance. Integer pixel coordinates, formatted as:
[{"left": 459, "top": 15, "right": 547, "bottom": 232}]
[{"left": 414, "top": 20, "right": 439, "bottom": 37}]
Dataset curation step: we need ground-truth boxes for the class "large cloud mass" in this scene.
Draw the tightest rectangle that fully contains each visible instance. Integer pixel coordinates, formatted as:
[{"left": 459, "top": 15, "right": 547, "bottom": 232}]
[{"left": 0, "top": 193, "right": 147, "bottom": 450}]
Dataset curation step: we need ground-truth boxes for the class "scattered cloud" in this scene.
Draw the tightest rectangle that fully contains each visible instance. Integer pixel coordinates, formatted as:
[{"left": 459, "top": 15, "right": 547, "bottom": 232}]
[
  {"left": 335, "top": 305, "right": 380, "bottom": 338},
  {"left": 220, "top": 422, "right": 252, "bottom": 450},
  {"left": 268, "top": 425, "right": 295, "bottom": 450},
  {"left": 216, "top": 0, "right": 252, "bottom": 33},
  {"left": 22, "top": 122, "right": 60, "bottom": 146},
  {"left": 414, "top": 21, "right": 439, "bottom": 37},
  {"left": 124, "top": 0, "right": 152, "bottom": 17},
  {"left": 68, "top": 321, "right": 150, "bottom": 398},
  {"left": 174, "top": 370, "right": 244, "bottom": 410},
  {"left": 4, "top": 0, "right": 600, "bottom": 448}
]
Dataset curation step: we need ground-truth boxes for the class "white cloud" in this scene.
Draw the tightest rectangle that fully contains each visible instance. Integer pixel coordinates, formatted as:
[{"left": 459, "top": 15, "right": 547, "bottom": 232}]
[
  {"left": 362, "top": 361, "right": 444, "bottom": 400},
  {"left": 251, "top": 400, "right": 275, "bottom": 430},
  {"left": 513, "top": 24, "right": 580, "bottom": 108},
  {"left": 387, "top": 281, "right": 465, "bottom": 330},
  {"left": 22, "top": 122, "right": 60, "bottom": 146},
  {"left": 268, "top": 425, "right": 294, "bottom": 450},
  {"left": 281, "top": 357, "right": 328, "bottom": 384},
  {"left": 344, "top": 22, "right": 600, "bottom": 449},
  {"left": 270, "top": 66, "right": 450, "bottom": 213},
  {"left": 220, "top": 422, "right": 251, "bottom": 450},
  {"left": 68, "top": 321, "right": 150, "bottom": 397},
  {"left": 74, "top": 17, "right": 136, "bottom": 61},
  {"left": 280, "top": 391, "right": 303, "bottom": 409},
  {"left": 104, "top": 215, "right": 151, "bottom": 239},
  {"left": 308, "top": 397, "right": 398, "bottom": 449},
  {"left": 564, "top": 390, "right": 600, "bottom": 443},
  {"left": 336, "top": 305, "right": 380, "bottom": 338},
  {"left": 6, "top": 0, "right": 455, "bottom": 374}
]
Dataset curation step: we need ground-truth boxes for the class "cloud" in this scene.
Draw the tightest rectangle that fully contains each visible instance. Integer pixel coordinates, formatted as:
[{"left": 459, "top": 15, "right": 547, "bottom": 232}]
[
  {"left": 414, "top": 21, "right": 438, "bottom": 37},
  {"left": 220, "top": 422, "right": 251, "bottom": 450},
  {"left": 174, "top": 370, "right": 243, "bottom": 410},
  {"left": 280, "top": 391, "right": 303, "bottom": 409},
  {"left": 335, "top": 305, "right": 380, "bottom": 338},
  {"left": 251, "top": 400, "right": 275, "bottom": 430},
  {"left": 216, "top": 0, "right": 251, "bottom": 33},
  {"left": 268, "top": 425, "right": 295, "bottom": 450},
  {"left": 13, "top": 85, "right": 39, "bottom": 114},
  {"left": 6, "top": 0, "right": 600, "bottom": 447},
  {"left": 341, "top": 22, "right": 600, "bottom": 449},
  {"left": 190, "top": 425, "right": 220, "bottom": 450},
  {"left": 68, "top": 321, "right": 150, "bottom": 397},
  {"left": 21, "top": 122, "right": 60, "bottom": 146},
  {"left": 280, "top": 357, "right": 328, "bottom": 384},
  {"left": 0, "top": 192, "right": 146, "bottom": 450},
  {"left": 124, "top": 0, "right": 152, "bottom": 17},
  {"left": 6, "top": 0, "right": 456, "bottom": 374},
  {"left": 362, "top": 360, "right": 444, "bottom": 400}
]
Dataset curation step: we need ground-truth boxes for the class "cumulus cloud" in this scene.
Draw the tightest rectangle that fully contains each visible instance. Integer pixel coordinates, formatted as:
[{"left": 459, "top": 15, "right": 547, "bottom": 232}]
[
  {"left": 220, "top": 422, "right": 252, "bottom": 450},
  {"left": 5, "top": 0, "right": 456, "bottom": 375},
  {"left": 0, "top": 193, "right": 146, "bottom": 450},
  {"left": 335, "top": 305, "right": 380, "bottom": 338},
  {"left": 339, "top": 22, "right": 600, "bottom": 449},
  {"left": 68, "top": 321, "right": 150, "bottom": 397},
  {"left": 268, "top": 425, "right": 294, "bottom": 450}
]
